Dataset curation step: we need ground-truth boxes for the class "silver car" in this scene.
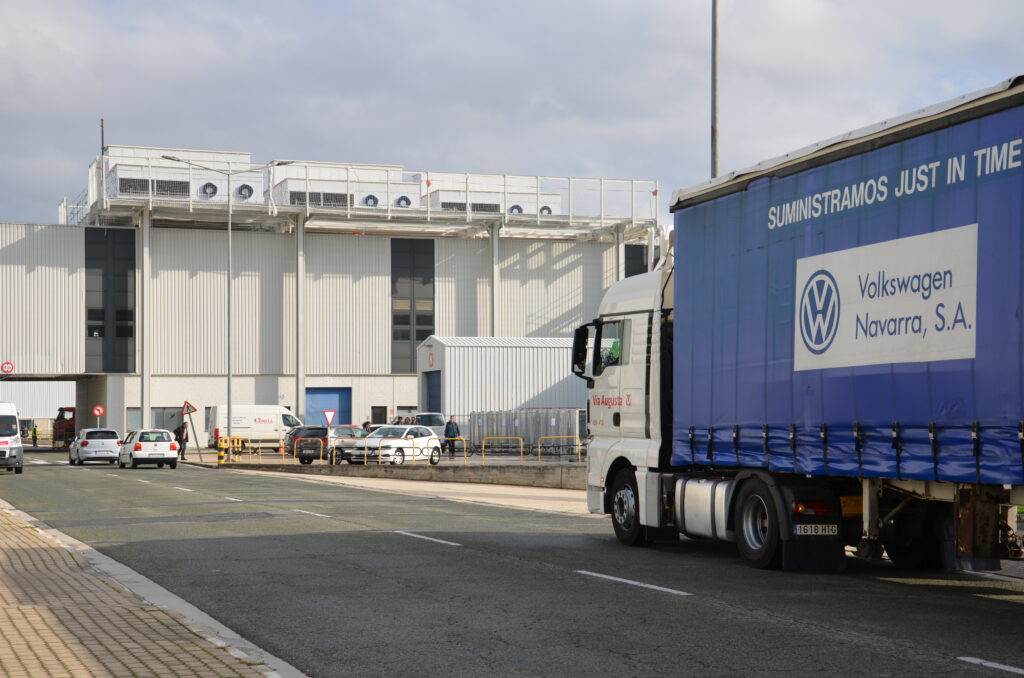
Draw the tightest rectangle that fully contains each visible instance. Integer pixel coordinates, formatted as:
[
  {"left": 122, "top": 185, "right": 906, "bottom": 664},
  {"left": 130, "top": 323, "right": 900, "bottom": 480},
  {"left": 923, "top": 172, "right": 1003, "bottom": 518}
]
[
  {"left": 69, "top": 429, "right": 121, "bottom": 465},
  {"left": 328, "top": 425, "right": 369, "bottom": 463}
]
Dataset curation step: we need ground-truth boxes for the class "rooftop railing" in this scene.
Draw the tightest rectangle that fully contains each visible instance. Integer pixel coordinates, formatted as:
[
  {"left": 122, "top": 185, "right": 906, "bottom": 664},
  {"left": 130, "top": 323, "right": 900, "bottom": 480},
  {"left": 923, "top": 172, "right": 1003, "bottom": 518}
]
[{"left": 70, "top": 155, "right": 659, "bottom": 228}]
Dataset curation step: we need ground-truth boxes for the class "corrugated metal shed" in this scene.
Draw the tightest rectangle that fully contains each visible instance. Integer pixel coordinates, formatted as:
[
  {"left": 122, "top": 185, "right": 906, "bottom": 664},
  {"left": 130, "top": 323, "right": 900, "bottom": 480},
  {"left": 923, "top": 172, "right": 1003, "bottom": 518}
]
[{"left": 415, "top": 336, "right": 585, "bottom": 417}]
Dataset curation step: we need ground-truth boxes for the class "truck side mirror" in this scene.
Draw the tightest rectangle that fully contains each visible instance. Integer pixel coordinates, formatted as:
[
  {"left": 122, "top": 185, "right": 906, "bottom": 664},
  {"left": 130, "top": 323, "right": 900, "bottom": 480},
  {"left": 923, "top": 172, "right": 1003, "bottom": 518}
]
[{"left": 571, "top": 323, "right": 594, "bottom": 388}]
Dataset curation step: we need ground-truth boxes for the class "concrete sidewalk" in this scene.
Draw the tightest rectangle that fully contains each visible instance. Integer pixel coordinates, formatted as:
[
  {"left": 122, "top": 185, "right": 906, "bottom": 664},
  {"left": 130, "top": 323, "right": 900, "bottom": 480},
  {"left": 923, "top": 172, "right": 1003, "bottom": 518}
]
[{"left": 0, "top": 502, "right": 292, "bottom": 678}]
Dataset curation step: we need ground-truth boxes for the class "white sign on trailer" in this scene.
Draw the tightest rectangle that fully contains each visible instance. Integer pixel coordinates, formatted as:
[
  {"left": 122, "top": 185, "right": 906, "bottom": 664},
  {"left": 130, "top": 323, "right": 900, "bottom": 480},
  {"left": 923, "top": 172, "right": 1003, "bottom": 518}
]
[{"left": 793, "top": 223, "right": 978, "bottom": 371}]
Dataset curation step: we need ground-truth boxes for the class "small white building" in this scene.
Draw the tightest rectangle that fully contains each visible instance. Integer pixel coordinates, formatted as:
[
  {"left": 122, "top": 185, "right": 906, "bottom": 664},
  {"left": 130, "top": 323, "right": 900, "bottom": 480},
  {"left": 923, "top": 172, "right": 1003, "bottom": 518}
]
[{"left": 415, "top": 336, "right": 585, "bottom": 417}]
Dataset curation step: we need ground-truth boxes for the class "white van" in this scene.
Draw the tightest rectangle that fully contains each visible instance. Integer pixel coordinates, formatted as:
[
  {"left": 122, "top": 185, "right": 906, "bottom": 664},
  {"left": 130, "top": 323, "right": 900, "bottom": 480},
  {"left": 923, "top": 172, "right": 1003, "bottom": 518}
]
[
  {"left": 0, "top": 402, "right": 24, "bottom": 474},
  {"left": 205, "top": 405, "right": 303, "bottom": 449}
]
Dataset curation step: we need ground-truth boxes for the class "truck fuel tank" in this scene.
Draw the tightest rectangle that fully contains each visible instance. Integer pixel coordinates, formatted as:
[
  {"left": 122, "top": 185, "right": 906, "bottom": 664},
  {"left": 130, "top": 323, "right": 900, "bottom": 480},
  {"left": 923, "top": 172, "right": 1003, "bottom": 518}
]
[{"left": 674, "top": 477, "right": 735, "bottom": 542}]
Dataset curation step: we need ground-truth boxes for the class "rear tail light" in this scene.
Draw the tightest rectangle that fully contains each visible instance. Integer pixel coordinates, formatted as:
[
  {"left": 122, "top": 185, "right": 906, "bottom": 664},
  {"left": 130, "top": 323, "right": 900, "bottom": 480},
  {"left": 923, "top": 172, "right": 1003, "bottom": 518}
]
[
  {"left": 792, "top": 500, "right": 831, "bottom": 516},
  {"left": 117, "top": 441, "right": 121, "bottom": 446},
  {"left": 133, "top": 442, "right": 142, "bottom": 451},
  {"left": 80, "top": 441, "right": 89, "bottom": 447},
  {"left": 321, "top": 438, "right": 328, "bottom": 445},
  {"left": 170, "top": 442, "right": 178, "bottom": 451}
]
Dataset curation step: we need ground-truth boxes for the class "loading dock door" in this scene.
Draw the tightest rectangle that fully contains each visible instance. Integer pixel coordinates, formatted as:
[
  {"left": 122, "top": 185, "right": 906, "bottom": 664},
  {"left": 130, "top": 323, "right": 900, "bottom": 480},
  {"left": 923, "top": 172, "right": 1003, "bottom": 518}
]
[
  {"left": 425, "top": 371, "right": 441, "bottom": 413},
  {"left": 306, "top": 388, "right": 352, "bottom": 426}
]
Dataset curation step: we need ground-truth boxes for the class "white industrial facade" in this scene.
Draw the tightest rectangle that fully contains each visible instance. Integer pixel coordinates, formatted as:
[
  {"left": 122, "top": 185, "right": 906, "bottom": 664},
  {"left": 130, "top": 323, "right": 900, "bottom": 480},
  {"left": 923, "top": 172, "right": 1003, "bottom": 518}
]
[{"left": 0, "top": 145, "right": 658, "bottom": 445}]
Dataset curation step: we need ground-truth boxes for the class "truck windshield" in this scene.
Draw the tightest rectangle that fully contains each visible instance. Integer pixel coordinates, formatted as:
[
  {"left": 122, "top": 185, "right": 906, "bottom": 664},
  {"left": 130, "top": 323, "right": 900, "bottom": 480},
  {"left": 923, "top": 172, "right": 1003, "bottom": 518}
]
[
  {"left": 415, "top": 414, "right": 444, "bottom": 427},
  {"left": 282, "top": 414, "right": 301, "bottom": 427},
  {"left": 0, "top": 416, "right": 17, "bottom": 437}
]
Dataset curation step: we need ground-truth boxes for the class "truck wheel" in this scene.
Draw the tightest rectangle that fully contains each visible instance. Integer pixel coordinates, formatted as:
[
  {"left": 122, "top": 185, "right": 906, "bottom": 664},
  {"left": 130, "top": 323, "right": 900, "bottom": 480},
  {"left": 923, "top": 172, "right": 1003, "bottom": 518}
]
[
  {"left": 610, "top": 469, "right": 647, "bottom": 546},
  {"left": 734, "top": 478, "right": 782, "bottom": 569},
  {"left": 15, "top": 466, "right": 23, "bottom": 475}
]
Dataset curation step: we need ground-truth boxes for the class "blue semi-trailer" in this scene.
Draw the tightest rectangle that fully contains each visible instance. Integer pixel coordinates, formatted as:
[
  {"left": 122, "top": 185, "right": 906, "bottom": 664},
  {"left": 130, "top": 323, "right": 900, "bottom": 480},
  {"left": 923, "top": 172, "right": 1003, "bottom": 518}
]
[{"left": 572, "top": 76, "right": 1024, "bottom": 571}]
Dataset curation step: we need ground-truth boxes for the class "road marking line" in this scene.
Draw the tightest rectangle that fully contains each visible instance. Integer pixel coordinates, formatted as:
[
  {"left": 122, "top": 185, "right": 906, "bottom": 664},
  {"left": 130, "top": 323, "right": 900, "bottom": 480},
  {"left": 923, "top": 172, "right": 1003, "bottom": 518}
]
[
  {"left": 394, "top": 531, "right": 461, "bottom": 547},
  {"left": 55, "top": 460, "right": 69, "bottom": 465},
  {"left": 106, "top": 473, "right": 119, "bottom": 477},
  {"left": 224, "top": 497, "right": 243, "bottom": 502},
  {"left": 173, "top": 487, "right": 194, "bottom": 492},
  {"left": 293, "top": 509, "right": 330, "bottom": 518},
  {"left": 575, "top": 570, "right": 692, "bottom": 597},
  {"left": 958, "top": 657, "right": 1024, "bottom": 675},
  {"left": 137, "top": 480, "right": 151, "bottom": 484},
  {"left": 29, "top": 460, "right": 47, "bottom": 464}
]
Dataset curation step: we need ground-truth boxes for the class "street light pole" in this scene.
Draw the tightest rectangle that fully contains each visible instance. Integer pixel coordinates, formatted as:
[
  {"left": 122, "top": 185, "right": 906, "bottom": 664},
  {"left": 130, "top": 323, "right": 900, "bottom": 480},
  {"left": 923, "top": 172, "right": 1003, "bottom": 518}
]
[{"left": 160, "top": 155, "right": 292, "bottom": 449}]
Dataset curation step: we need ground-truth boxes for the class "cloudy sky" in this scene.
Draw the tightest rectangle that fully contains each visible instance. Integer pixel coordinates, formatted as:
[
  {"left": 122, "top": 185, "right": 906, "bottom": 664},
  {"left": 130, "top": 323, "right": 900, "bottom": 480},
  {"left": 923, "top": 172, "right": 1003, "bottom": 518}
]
[{"left": 1, "top": 0, "right": 1022, "bottom": 225}]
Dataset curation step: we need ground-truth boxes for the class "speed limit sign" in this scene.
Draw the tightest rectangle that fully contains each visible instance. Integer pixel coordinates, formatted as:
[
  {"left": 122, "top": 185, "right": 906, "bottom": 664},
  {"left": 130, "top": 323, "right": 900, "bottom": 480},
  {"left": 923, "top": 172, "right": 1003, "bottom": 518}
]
[{"left": 0, "top": 362, "right": 13, "bottom": 374}]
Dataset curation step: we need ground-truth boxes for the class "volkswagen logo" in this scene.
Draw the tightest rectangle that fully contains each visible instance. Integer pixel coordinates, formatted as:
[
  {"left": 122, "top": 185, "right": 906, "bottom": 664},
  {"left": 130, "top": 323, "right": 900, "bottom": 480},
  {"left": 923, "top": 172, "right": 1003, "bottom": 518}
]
[{"left": 799, "top": 269, "right": 840, "bottom": 354}]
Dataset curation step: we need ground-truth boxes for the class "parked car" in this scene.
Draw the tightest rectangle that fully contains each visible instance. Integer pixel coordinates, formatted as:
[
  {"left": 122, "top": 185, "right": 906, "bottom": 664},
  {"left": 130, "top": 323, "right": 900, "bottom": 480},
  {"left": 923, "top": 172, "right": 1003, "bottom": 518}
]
[
  {"left": 69, "top": 429, "right": 121, "bottom": 465},
  {"left": 328, "top": 425, "right": 369, "bottom": 463},
  {"left": 118, "top": 429, "right": 178, "bottom": 469},
  {"left": 351, "top": 425, "right": 441, "bottom": 465},
  {"left": 288, "top": 426, "right": 330, "bottom": 464},
  {"left": 283, "top": 426, "right": 326, "bottom": 456}
]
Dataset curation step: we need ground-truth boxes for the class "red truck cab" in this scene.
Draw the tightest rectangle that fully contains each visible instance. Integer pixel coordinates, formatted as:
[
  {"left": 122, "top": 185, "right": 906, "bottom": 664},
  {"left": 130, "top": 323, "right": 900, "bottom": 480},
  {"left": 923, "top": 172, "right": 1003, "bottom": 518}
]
[{"left": 52, "top": 407, "right": 76, "bottom": 448}]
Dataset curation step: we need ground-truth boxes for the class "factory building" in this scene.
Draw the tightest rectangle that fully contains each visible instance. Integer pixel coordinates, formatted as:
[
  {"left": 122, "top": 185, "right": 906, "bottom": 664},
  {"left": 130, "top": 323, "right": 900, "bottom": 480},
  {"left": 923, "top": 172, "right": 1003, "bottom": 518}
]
[{"left": 0, "top": 145, "right": 659, "bottom": 445}]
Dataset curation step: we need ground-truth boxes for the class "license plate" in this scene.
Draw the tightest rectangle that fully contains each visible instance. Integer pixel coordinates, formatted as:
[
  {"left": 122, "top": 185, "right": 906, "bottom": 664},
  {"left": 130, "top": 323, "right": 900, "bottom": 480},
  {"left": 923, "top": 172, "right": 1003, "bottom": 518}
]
[{"left": 793, "top": 523, "right": 839, "bottom": 536}]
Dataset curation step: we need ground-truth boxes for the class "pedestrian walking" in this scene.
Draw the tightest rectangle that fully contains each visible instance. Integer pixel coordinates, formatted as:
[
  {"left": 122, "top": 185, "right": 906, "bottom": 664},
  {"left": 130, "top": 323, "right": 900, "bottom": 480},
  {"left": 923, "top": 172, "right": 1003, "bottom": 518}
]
[
  {"left": 173, "top": 422, "right": 189, "bottom": 460},
  {"left": 443, "top": 416, "right": 460, "bottom": 459},
  {"left": 31, "top": 425, "right": 38, "bottom": 447}
]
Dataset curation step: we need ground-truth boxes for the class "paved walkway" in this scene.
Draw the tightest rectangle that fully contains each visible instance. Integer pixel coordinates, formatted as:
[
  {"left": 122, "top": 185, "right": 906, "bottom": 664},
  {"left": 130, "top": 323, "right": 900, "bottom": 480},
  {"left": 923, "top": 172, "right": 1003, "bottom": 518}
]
[{"left": 0, "top": 504, "right": 280, "bottom": 678}]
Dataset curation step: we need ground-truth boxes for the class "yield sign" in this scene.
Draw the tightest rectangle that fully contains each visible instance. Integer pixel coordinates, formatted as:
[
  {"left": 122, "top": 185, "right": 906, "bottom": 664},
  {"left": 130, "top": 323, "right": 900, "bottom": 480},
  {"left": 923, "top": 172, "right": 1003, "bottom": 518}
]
[
  {"left": 181, "top": 401, "right": 198, "bottom": 415},
  {"left": 323, "top": 410, "right": 336, "bottom": 426}
]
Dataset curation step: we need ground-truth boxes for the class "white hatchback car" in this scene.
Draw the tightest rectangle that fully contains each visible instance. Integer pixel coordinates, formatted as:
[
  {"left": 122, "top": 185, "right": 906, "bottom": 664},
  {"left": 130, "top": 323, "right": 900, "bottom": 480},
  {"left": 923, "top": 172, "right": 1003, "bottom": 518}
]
[
  {"left": 69, "top": 429, "right": 121, "bottom": 465},
  {"left": 118, "top": 429, "right": 179, "bottom": 469},
  {"left": 353, "top": 425, "right": 441, "bottom": 465}
]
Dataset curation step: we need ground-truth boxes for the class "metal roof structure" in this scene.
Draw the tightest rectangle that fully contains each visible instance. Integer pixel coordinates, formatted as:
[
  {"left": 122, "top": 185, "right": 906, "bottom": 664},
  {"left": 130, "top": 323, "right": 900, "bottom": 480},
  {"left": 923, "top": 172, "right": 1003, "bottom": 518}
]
[{"left": 62, "top": 145, "right": 660, "bottom": 243}]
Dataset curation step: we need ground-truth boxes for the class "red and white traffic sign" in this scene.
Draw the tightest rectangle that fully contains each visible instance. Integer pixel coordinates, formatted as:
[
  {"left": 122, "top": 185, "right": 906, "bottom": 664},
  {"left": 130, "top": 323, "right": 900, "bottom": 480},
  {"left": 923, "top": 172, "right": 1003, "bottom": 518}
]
[
  {"left": 323, "top": 410, "right": 336, "bottom": 426},
  {"left": 182, "top": 400, "right": 198, "bottom": 415},
  {"left": 0, "top": 361, "right": 13, "bottom": 374},
  {"left": 92, "top": 405, "right": 105, "bottom": 417}
]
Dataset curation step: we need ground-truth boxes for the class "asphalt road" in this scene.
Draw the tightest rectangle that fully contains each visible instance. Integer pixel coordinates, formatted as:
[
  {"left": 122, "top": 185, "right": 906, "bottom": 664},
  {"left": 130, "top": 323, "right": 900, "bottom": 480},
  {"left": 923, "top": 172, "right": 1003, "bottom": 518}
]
[{"left": 3, "top": 450, "right": 1024, "bottom": 677}]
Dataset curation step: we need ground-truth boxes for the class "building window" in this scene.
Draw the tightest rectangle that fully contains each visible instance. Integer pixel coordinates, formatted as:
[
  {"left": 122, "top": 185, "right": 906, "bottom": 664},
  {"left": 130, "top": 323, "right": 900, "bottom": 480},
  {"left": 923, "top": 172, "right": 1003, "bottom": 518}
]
[
  {"left": 391, "top": 238, "right": 434, "bottom": 373},
  {"left": 625, "top": 244, "right": 648, "bottom": 278}
]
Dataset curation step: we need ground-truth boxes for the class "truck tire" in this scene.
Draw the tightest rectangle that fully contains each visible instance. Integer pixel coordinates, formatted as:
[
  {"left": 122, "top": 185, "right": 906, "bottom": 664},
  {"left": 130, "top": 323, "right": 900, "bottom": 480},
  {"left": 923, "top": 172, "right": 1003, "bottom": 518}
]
[
  {"left": 610, "top": 469, "right": 648, "bottom": 546},
  {"left": 15, "top": 465, "right": 23, "bottom": 474},
  {"left": 734, "top": 478, "right": 782, "bottom": 569}
]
